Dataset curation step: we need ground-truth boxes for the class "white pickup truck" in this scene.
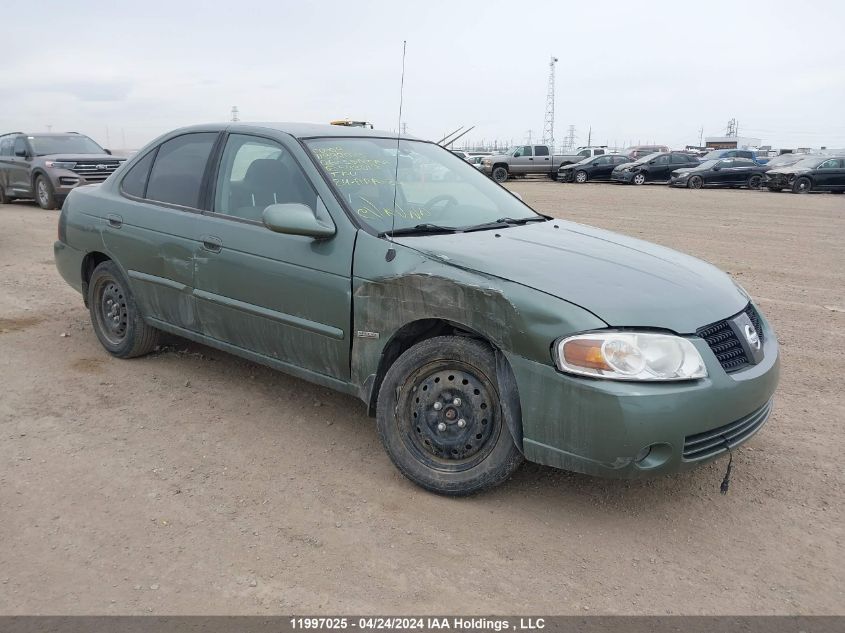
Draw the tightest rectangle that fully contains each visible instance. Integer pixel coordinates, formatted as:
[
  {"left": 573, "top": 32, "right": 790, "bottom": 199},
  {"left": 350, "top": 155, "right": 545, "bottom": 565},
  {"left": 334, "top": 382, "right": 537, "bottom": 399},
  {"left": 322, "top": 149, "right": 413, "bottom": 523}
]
[{"left": 481, "top": 145, "right": 611, "bottom": 182}]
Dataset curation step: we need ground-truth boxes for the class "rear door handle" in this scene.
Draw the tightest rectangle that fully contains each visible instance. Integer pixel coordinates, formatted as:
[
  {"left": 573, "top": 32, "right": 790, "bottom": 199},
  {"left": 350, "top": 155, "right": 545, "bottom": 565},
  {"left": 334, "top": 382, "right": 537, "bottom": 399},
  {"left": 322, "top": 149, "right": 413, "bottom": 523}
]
[
  {"left": 201, "top": 235, "right": 222, "bottom": 253},
  {"left": 107, "top": 214, "right": 123, "bottom": 228}
]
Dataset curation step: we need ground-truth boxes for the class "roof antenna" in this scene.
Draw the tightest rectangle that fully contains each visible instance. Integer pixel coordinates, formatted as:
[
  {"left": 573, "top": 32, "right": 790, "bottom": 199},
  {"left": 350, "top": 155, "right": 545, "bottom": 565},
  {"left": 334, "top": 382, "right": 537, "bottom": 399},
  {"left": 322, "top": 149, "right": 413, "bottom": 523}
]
[{"left": 386, "top": 40, "right": 407, "bottom": 263}]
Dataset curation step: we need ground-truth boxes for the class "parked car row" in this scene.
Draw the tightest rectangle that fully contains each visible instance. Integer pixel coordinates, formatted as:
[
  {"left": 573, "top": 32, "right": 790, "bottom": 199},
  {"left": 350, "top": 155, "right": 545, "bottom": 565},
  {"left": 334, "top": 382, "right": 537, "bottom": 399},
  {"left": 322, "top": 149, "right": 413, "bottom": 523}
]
[{"left": 557, "top": 148, "right": 845, "bottom": 194}]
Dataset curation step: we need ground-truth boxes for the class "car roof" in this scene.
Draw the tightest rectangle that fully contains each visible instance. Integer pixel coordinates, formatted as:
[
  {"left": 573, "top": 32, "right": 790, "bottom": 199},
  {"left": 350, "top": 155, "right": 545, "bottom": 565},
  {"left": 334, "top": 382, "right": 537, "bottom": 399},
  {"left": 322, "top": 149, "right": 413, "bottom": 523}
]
[{"left": 172, "top": 122, "right": 417, "bottom": 140}]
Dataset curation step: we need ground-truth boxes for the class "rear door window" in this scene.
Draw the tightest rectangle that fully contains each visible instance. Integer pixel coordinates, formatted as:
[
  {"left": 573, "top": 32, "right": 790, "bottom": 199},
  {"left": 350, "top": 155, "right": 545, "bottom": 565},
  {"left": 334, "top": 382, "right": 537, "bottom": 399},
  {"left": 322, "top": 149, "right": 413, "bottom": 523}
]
[
  {"left": 145, "top": 133, "right": 217, "bottom": 208},
  {"left": 0, "top": 137, "right": 12, "bottom": 156},
  {"left": 534, "top": 146, "right": 549, "bottom": 156}
]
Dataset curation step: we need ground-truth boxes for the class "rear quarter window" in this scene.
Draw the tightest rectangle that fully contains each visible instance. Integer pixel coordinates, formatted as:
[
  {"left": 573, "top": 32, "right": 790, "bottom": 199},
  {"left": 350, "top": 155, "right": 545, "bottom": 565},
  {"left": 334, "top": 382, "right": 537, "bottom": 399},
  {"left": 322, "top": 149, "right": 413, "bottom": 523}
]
[{"left": 120, "top": 151, "right": 156, "bottom": 198}]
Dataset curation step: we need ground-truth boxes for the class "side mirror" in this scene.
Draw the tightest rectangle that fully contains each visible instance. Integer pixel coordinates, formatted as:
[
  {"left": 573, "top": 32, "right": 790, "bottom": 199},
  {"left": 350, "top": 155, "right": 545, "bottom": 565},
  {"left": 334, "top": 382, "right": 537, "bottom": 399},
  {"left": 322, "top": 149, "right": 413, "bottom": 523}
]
[
  {"left": 14, "top": 149, "right": 28, "bottom": 158},
  {"left": 103, "top": 149, "right": 112, "bottom": 155},
  {"left": 712, "top": 164, "right": 721, "bottom": 171},
  {"left": 262, "top": 203, "right": 336, "bottom": 239},
  {"left": 649, "top": 160, "right": 656, "bottom": 165}
]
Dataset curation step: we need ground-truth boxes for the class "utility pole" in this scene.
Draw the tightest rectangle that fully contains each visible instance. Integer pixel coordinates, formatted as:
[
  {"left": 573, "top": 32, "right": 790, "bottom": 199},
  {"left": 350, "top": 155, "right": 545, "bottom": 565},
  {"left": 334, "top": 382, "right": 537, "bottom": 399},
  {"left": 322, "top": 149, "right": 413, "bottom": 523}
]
[
  {"left": 541, "top": 56, "right": 558, "bottom": 151},
  {"left": 587, "top": 126, "right": 592, "bottom": 146},
  {"left": 231, "top": 106, "right": 240, "bottom": 122},
  {"left": 699, "top": 126, "right": 704, "bottom": 147},
  {"left": 564, "top": 125, "right": 576, "bottom": 151},
  {"left": 526, "top": 129, "right": 533, "bottom": 144},
  {"left": 401, "top": 122, "right": 408, "bottom": 135}
]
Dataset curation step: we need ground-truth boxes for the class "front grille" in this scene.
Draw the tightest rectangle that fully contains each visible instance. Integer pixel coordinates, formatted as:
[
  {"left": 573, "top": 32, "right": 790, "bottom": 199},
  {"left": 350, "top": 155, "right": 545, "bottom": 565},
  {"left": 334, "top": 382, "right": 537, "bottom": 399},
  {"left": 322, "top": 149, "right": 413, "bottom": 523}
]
[
  {"left": 683, "top": 400, "right": 772, "bottom": 460},
  {"left": 70, "top": 161, "right": 122, "bottom": 182},
  {"left": 696, "top": 303, "right": 763, "bottom": 372}
]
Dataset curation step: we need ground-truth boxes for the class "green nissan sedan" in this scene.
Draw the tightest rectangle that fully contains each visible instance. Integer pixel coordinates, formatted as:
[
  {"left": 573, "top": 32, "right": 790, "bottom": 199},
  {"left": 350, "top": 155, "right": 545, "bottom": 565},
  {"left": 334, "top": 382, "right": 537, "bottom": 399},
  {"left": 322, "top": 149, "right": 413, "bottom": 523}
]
[{"left": 54, "top": 123, "right": 779, "bottom": 495}]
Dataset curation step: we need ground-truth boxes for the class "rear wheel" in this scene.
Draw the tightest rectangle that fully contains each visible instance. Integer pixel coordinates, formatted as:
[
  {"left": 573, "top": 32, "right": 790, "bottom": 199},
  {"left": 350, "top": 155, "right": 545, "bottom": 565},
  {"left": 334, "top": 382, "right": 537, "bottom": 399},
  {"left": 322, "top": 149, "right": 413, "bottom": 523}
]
[
  {"left": 491, "top": 166, "right": 508, "bottom": 183},
  {"left": 376, "top": 336, "right": 523, "bottom": 496},
  {"left": 574, "top": 170, "right": 588, "bottom": 184},
  {"left": 35, "top": 175, "right": 58, "bottom": 210},
  {"left": 792, "top": 176, "right": 812, "bottom": 193},
  {"left": 88, "top": 260, "right": 159, "bottom": 358},
  {"left": 632, "top": 173, "right": 646, "bottom": 185},
  {"left": 687, "top": 175, "right": 703, "bottom": 189},
  {"left": 747, "top": 174, "right": 763, "bottom": 189}
]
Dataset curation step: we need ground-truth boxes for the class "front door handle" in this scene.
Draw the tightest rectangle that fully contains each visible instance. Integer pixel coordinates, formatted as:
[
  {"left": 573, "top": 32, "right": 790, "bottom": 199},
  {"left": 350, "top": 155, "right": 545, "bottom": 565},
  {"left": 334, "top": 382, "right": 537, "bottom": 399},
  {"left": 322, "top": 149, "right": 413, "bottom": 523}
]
[
  {"left": 528, "top": 157, "right": 534, "bottom": 160},
  {"left": 107, "top": 214, "right": 123, "bottom": 228},
  {"left": 201, "top": 235, "right": 222, "bottom": 253}
]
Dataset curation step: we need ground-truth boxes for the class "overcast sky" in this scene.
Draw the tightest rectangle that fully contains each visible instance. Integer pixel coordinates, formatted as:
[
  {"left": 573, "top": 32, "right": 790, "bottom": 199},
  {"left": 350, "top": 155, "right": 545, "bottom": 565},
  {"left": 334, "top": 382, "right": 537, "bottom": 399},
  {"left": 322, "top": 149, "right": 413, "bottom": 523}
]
[{"left": 4, "top": 0, "right": 844, "bottom": 151}]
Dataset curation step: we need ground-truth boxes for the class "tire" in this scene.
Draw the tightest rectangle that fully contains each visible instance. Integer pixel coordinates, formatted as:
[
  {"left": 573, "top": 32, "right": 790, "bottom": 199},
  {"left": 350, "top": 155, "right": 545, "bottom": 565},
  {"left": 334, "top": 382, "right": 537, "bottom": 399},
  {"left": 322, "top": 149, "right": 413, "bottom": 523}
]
[
  {"left": 491, "top": 166, "right": 508, "bottom": 183},
  {"left": 574, "top": 170, "right": 588, "bottom": 184},
  {"left": 747, "top": 174, "right": 763, "bottom": 189},
  {"left": 87, "top": 260, "right": 159, "bottom": 358},
  {"left": 35, "top": 175, "right": 58, "bottom": 210},
  {"left": 792, "top": 176, "right": 812, "bottom": 194},
  {"left": 632, "top": 172, "right": 646, "bottom": 185},
  {"left": 687, "top": 175, "right": 703, "bottom": 189},
  {"left": 376, "top": 336, "right": 524, "bottom": 496},
  {"left": 0, "top": 184, "right": 7, "bottom": 205}
]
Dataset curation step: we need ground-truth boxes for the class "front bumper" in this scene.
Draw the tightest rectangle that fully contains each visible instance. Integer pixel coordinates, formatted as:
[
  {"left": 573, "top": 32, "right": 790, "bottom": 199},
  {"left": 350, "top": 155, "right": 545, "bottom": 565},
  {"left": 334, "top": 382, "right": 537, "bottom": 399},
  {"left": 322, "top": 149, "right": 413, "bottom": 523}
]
[
  {"left": 557, "top": 170, "right": 574, "bottom": 182},
  {"left": 507, "top": 313, "right": 780, "bottom": 478},
  {"left": 611, "top": 170, "right": 635, "bottom": 183},
  {"left": 669, "top": 175, "right": 690, "bottom": 187}
]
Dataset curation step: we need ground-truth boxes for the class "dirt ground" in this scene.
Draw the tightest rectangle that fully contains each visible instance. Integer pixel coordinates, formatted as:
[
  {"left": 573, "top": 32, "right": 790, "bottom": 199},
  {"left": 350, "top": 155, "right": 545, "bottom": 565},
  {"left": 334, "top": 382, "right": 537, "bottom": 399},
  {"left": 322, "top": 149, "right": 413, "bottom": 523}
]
[{"left": 1, "top": 181, "right": 843, "bottom": 615}]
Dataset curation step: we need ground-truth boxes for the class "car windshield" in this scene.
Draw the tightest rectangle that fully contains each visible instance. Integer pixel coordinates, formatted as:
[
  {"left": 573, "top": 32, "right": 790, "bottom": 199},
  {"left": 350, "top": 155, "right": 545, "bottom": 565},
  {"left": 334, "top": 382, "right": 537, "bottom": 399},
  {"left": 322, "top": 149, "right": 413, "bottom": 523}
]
[
  {"left": 696, "top": 160, "right": 719, "bottom": 169},
  {"left": 632, "top": 152, "right": 664, "bottom": 165},
  {"left": 766, "top": 154, "right": 808, "bottom": 167},
  {"left": 28, "top": 135, "right": 105, "bottom": 156},
  {"left": 790, "top": 156, "right": 828, "bottom": 170},
  {"left": 306, "top": 137, "right": 540, "bottom": 233}
]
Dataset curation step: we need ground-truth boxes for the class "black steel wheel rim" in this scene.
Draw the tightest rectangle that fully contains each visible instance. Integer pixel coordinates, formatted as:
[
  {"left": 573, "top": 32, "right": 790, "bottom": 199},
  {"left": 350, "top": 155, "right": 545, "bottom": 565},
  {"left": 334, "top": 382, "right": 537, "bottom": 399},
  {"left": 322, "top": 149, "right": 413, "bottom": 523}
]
[
  {"left": 94, "top": 277, "right": 129, "bottom": 345},
  {"left": 749, "top": 175, "right": 761, "bottom": 188},
  {"left": 397, "top": 361, "right": 501, "bottom": 472}
]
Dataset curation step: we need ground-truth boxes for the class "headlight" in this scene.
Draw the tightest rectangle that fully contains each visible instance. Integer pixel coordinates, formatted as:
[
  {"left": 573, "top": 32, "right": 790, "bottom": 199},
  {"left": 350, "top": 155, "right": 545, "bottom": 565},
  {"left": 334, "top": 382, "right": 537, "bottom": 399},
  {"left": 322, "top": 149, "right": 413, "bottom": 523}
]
[
  {"left": 554, "top": 331, "right": 707, "bottom": 381},
  {"left": 45, "top": 161, "right": 77, "bottom": 169}
]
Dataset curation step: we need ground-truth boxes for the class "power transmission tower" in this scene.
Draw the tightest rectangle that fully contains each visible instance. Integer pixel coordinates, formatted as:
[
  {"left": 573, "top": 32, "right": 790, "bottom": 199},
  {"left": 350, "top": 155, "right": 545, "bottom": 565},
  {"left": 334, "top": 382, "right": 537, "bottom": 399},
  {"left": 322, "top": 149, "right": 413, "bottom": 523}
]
[
  {"left": 699, "top": 126, "right": 704, "bottom": 147},
  {"left": 401, "top": 122, "right": 408, "bottom": 135},
  {"left": 587, "top": 126, "right": 592, "bottom": 146},
  {"left": 231, "top": 106, "right": 240, "bottom": 122},
  {"left": 564, "top": 125, "right": 576, "bottom": 151},
  {"left": 526, "top": 129, "right": 533, "bottom": 144},
  {"left": 541, "top": 56, "right": 558, "bottom": 150}
]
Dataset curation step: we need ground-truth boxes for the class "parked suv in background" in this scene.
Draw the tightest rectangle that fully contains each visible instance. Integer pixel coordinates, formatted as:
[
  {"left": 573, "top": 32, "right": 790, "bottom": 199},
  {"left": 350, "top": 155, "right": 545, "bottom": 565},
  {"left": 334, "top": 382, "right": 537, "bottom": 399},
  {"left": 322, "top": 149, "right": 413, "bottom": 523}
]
[
  {"left": 0, "top": 132, "right": 124, "bottom": 209},
  {"left": 622, "top": 144, "right": 670, "bottom": 159}
]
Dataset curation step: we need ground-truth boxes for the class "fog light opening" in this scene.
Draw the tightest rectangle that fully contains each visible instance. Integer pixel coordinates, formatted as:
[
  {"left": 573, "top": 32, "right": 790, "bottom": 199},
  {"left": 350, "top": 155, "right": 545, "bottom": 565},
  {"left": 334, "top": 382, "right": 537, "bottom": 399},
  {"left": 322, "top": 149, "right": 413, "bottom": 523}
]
[
  {"left": 634, "top": 446, "right": 652, "bottom": 463},
  {"left": 633, "top": 443, "right": 672, "bottom": 470}
]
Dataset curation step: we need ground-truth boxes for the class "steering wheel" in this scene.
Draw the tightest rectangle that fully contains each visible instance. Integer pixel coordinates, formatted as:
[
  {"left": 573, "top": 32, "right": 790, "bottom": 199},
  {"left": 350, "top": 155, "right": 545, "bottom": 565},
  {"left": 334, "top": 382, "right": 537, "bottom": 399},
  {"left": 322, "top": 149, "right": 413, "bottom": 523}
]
[{"left": 422, "top": 194, "right": 458, "bottom": 220}]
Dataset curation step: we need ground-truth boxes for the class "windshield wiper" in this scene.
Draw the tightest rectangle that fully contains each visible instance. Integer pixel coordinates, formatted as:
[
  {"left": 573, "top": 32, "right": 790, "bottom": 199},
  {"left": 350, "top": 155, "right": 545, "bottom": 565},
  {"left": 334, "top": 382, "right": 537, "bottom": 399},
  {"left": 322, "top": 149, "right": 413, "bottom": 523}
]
[
  {"left": 462, "top": 216, "right": 549, "bottom": 233},
  {"left": 378, "top": 223, "right": 458, "bottom": 238}
]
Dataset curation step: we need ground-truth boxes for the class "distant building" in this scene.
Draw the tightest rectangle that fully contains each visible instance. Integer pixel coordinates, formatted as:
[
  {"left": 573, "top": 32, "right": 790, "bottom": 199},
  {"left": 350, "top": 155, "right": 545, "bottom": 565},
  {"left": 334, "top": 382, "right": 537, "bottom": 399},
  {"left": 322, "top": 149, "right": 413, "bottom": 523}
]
[{"left": 704, "top": 136, "right": 762, "bottom": 150}]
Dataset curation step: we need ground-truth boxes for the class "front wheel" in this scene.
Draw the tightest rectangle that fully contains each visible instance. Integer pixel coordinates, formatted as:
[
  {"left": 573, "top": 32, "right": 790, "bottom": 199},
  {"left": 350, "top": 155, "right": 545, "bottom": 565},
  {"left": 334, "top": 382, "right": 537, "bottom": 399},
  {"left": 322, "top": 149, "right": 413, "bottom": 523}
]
[
  {"left": 574, "top": 170, "right": 588, "bottom": 184},
  {"left": 687, "top": 175, "right": 703, "bottom": 189},
  {"left": 632, "top": 173, "right": 646, "bottom": 185},
  {"left": 491, "top": 166, "right": 509, "bottom": 183},
  {"left": 792, "top": 176, "right": 812, "bottom": 193},
  {"left": 88, "top": 260, "right": 159, "bottom": 358},
  {"left": 376, "top": 336, "right": 523, "bottom": 496},
  {"left": 747, "top": 174, "right": 763, "bottom": 189},
  {"left": 35, "top": 175, "right": 58, "bottom": 210}
]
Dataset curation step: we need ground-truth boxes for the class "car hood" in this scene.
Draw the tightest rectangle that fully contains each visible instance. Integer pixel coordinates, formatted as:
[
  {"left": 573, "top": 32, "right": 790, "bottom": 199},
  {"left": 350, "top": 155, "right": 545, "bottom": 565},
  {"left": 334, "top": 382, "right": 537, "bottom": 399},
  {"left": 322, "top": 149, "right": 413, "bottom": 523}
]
[
  {"left": 766, "top": 166, "right": 809, "bottom": 176},
  {"left": 39, "top": 153, "right": 122, "bottom": 161},
  {"left": 397, "top": 220, "right": 746, "bottom": 333}
]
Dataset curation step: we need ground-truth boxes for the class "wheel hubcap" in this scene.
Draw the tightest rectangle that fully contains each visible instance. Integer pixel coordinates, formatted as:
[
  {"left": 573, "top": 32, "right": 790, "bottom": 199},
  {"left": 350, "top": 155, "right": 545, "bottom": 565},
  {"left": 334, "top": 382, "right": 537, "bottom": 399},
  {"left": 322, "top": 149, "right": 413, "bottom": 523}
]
[
  {"left": 634, "top": 174, "right": 645, "bottom": 184},
  {"left": 576, "top": 173, "right": 586, "bottom": 182},
  {"left": 97, "top": 281, "right": 128, "bottom": 344},
  {"left": 402, "top": 364, "right": 499, "bottom": 470}
]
